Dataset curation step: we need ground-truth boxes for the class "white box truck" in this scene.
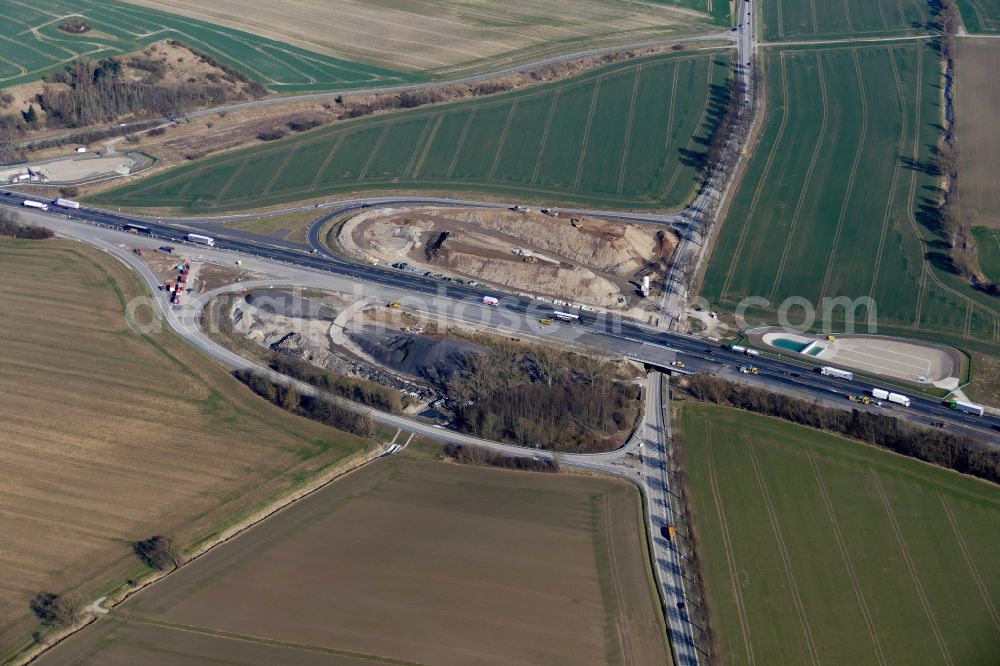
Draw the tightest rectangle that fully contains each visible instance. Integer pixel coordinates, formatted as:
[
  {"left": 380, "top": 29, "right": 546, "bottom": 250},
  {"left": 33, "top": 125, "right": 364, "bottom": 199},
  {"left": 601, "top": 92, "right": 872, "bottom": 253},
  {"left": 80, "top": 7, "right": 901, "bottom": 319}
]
[
  {"left": 820, "top": 366, "right": 853, "bottom": 381},
  {"left": 887, "top": 392, "right": 910, "bottom": 407},
  {"left": 22, "top": 199, "right": 48, "bottom": 211},
  {"left": 730, "top": 345, "right": 747, "bottom": 354},
  {"left": 53, "top": 198, "right": 80, "bottom": 209},
  {"left": 950, "top": 399, "right": 984, "bottom": 416},
  {"left": 872, "top": 388, "right": 890, "bottom": 401},
  {"left": 186, "top": 233, "right": 215, "bottom": 247}
]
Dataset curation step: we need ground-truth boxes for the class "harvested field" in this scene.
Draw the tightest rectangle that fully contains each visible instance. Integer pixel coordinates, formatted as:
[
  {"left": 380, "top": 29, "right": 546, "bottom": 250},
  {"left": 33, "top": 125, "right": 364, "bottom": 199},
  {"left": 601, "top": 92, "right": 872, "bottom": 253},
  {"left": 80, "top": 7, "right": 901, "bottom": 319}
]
[
  {"left": 0, "top": 0, "right": 416, "bottom": 91},
  {"left": 89, "top": 50, "right": 730, "bottom": 213},
  {"left": 0, "top": 239, "right": 369, "bottom": 659},
  {"left": 680, "top": 403, "right": 1000, "bottom": 666},
  {"left": 701, "top": 42, "right": 1000, "bottom": 351},
  {"left": 36, "top": 455, "right": 670, "bottom": 666},
  {"left": 340, "top": 207, "right": 676, "bottom": 308},
  {"left": 761, "top": 0, "right": 932, "bottom": 40},
  {"left": 956, "top": 38, "right": 1000, "bottom": 226},
  {"left": 122, "top": 0, "right": 725, "bottom": 78}
]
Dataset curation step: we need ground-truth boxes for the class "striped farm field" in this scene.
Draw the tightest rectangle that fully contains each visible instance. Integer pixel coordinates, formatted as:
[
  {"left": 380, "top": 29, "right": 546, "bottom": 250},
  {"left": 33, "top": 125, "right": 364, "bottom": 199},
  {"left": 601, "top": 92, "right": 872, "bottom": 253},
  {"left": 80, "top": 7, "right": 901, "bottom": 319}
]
[
  {"left": 89, "top": 50, "right": 731, "bottom": 213},
  {"left": 761, "top": 0, "right": 932, "bottom": 41},
  {"left": 957, "top": 0, "right": 1000, "bottom": 33},
  {"left": 681, "top": 403, "right": 1000, "bottom": 666},
  {"left": 0, "top": 0, "right": 417, "bottom": 91},
  {"left": 701, "top": 42, "right": 1000, "bottom": 351},
  {"left": 0, "top": 239, "right": 369, "bottom": 659},
  {"left": 974, "top": 227, "right": 1000, "bottom": 284}
]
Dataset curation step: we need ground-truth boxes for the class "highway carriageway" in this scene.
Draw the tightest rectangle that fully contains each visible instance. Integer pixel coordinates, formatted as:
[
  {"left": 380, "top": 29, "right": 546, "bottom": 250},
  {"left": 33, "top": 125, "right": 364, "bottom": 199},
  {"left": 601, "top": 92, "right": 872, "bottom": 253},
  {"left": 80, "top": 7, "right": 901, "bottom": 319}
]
[{"left": 3, "top": 190, "right": 998, "bottom": 444}]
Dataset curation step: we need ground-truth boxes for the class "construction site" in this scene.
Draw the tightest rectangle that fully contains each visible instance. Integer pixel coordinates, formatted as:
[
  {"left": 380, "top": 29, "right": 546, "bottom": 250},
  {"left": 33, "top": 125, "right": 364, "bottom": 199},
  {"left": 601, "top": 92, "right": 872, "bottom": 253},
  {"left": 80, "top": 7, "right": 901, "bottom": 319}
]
[{"left": 337, "top": 206, "right": 677, "bottom": 312}]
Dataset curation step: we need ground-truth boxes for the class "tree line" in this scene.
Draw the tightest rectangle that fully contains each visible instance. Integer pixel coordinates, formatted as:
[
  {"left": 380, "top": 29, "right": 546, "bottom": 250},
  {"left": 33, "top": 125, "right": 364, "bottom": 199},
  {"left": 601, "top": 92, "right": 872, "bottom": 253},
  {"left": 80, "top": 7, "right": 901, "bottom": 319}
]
[
  {"left": 681, "top": 374, "right": 1000, "bottom": 484},
  {"left": 233, "top": 368, "right": 373, "bottom": 437},
  {"left": 267, "top": 354, "right": 405, "bottom": 414},
  {"left": 447, "top": 346, "right": 642, "bottom": 453},
  {"left": 443, "top": 443, "right": 559, "bottom": 472},
  {"left": 0, "top": 209, "right": 53, "bottom": 239}
]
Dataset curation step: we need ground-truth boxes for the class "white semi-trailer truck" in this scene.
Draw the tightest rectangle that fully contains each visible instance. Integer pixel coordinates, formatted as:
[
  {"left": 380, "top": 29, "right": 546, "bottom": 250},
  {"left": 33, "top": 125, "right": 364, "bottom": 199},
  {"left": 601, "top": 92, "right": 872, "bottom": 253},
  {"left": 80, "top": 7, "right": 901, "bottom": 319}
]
[
  {"left": 22, "top": 199, "right": 48, "bottom": 211},
  {"left": 186, "top": 233, "right": 215, "bottom": 247},
  {"left": 53, "top": 198, "right": 80, "bottom": 209},
  {"left": 820, "top": 366, "right": 853, "bottom": 381}
]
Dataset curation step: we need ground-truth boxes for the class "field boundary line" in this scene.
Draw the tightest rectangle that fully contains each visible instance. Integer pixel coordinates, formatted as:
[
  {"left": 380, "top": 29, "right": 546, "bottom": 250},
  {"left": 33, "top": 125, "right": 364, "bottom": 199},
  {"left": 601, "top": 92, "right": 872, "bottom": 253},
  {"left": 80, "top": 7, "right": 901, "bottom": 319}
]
[
  {"left": 768, "top": 50, "right": 830, "bottom": 304},
  {"left": 939, "top": 493, "right": 1000, "bottom": 631},
  {"left": 808, "top": 452, "right": 887, "bottom": 666},
  {"left": 573, "top": 78, "right": 604, "bottom": 189},
  {"left": 705, "top": 420, "right": 756, "bottom": 666},
  {"left": 262, "top": 147, "right": 299, "bottom": 194},
  {"left": 659, "top": 63, "right": 681, "bottom": 191},
  {"left": 410, "top": 115, "right": 444, "bottom": 179},
  {"left": 531, "top": 90, "right": 561, "bottom": 184},
  {"left": 720, "top": 52, "right": 791, "bottom": 301},
  {"left": 211, "top": 159, "right": 250, "bottom": 207},
  {"left": 445, "top": 111, "right": 477, "bottom": 178},
  {"left": 402, "top": 117, "right": 435, "bottom": 178},
  {"left": 120, "top": 613, "right": 430, "bottom": 666},
  {"left": 309, "top": 133, "right": 346, "bottom": 188},
  {"left": 487, "top": 102, "right": 518, "bottom": 181},
  {"left": 819, "top": 49, "right": 868, "bottom": 301},
  {"left": 745, "top": 434, "right": 821, "bottom": 666},
  {"left": 871, "top": 472, "right": 954, "bottom": 665},
  {"left": 603, "top": 494, "right": 634, "bottom": 666},
  {"left": 867, "top": 46, "right": 909, "bottom": 302},
  {"left": 660, "top": 57, "right": 715, "bottom": 200},
  {"left": 809, "top": 0, "right": 819, "bottom": 34},
  {"left": 617, "top": 67, "right": 643, "bottom": 196},
  {"left": 357, "top": 124, "right": 392, "bottom": 181}
]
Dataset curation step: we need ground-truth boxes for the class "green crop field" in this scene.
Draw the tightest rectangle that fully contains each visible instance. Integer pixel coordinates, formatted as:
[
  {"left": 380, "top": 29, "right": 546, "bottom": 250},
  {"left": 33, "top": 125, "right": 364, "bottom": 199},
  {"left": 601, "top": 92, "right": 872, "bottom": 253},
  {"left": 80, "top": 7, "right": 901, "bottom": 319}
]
[
  {"left": 0, "top": 0, "right": 418, "bottom": 91},
  {"left": 761, "top": 0, "right": 932, "bottom": 41},
  {"left": 89, "top": 50, "right": 731, "bottom": 213},
  {"left": 680, "top": 403, "right": 1000, "bottom": 666},
  {"left": 701, "top": 42, "right": 1000, "bottom": 350},
  {"left": 958, "top": 0, "right": 1000, "bottom": 33},
  {"left": 975, "top": 227, "right": 1000, "bottom": 283}
]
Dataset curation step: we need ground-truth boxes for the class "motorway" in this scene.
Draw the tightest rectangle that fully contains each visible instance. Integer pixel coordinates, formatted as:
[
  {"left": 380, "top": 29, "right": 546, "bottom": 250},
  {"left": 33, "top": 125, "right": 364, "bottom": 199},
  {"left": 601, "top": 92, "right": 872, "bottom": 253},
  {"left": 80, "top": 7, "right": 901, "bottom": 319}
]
[
  {"left": 638, "top": 372, "right": 701, "bottom": 666},
  {"left": 5, "top": 191, "right": 998, "bottom": 447}
]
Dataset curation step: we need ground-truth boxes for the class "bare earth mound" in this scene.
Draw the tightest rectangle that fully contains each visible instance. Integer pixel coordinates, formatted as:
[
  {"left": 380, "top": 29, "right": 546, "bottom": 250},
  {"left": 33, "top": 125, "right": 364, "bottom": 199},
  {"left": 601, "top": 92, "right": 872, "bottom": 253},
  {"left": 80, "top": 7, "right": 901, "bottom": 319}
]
[{"left": 341, "top": 207, "right": 676, "bottom": 309}]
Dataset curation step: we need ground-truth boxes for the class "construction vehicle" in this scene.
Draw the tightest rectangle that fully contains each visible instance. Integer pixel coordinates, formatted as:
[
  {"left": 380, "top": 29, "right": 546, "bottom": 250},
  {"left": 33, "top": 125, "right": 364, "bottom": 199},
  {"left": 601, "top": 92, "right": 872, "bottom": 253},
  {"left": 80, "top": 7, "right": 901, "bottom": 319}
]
[
  {"left": 671, "top": 360, "right": 685, "bottom": 368},
  {"left": 739, "top": 364, "right": 759, "bottom": 375},
  {"left": 539, "top": 318, "right": 553, "bottom": 326},
  {"left": 570, "top": 218, "right": 582, "bottom": 229},
  {"left": 132, "top": 247, "right": 143, "bottom": 256},
  {"left": 827, "top": 335, "right": 837, "bottom": 342},
  {"left": 848, "top": 394, "right": 871, "bottom": 405},
  {"left": 661, "top": 525, "right": 678, "bottom": 541},
  {"left": 387, "top": 301, "right": 401, "bottom": 309}
]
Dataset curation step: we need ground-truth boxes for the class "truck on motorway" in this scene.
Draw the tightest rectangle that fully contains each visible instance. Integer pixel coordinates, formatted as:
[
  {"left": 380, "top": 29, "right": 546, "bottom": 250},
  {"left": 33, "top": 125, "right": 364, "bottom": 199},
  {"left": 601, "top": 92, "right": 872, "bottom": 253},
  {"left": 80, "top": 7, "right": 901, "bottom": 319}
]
[
  {"left": 949, "top": 399, "right": 984, "bottom": 416},
  {"left": 730, "top": 344, "right": 747, "bottom": 354},
  {"left": 739, "top": 364, "right": 759, "bottom": 375},
  {"left": 553, "top": 310, "right": 580, "bottom": 322},
  {"left": 22, "top": 199, "right": 48, "bottom": 211},
  {"left": 888, "top": 392, "right": 910, "bottom": 407},
  {"left": 872, "top": 388, "right": 890, "bottom": 401},
  {"left": 745, "top": 348, "right": 760, "bottom": 357},
  {"left": 53, "top": 198, "right": 80, "bottom": 209},
  {"left": 186, "top": 233, "right": 215, "bottom": 247},
  {"left": 123, "top": 223, "right": 150, "bottom": 234},
  {"left": 820, "top": 366, "right": 853, "bottom": 381},
  {"left": 482, "top": 296, "right": 499, "bottom": 306}
]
